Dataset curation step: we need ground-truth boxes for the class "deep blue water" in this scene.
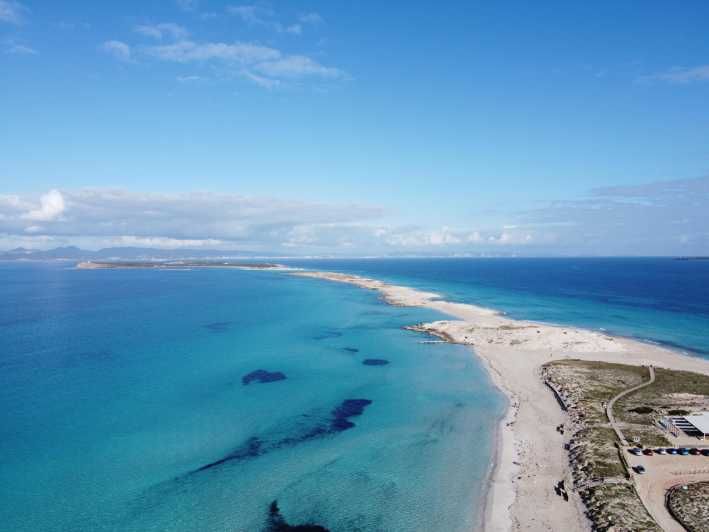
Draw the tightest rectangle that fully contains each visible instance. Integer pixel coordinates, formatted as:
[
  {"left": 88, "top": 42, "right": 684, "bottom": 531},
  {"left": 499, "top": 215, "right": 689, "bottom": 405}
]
[
  {"left": 0, "top": 262, "right": 502, "bottom": 531},
  {"left": 282, "top": 258, "right": 709, "bottom": 357}
]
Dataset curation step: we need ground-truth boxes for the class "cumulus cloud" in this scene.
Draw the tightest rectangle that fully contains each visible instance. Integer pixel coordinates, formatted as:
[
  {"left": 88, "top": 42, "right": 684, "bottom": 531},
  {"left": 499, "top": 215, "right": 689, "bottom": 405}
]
[
  {"left": 21, "top": 190, "right": 65, "bottom": 222},
  {"left": 134, "top": 22, "right": 188, "bottom": 40},
  {"left": 0, "top": 0, "right": 26, "bottom": 24},
  {"left": 101, "top": 40, "right": 131, "bottom": 62}
]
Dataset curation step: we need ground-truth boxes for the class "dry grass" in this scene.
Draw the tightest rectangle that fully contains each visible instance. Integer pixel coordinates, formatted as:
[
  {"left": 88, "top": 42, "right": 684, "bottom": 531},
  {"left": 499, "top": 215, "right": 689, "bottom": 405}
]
[
  {"left": 579, "top": 483, "right": 662, "bottom": 532},
  {"left": 544, "top": 360, "right": 709, "bottom": 531},
  {"left": 615, "top": 368, "right": 709, "bottom": 447},
  {"left": 544, "top": 361, "right": 654, "bottom": 530},
  {"left": 545, "top": 359, "right": 647, "bottom": 424},
  {"left": 542, "top": 360, "right": 708, "bottom": 532},
  {"left": 666, "top": 481, "right": 709, "bottom": 532}
]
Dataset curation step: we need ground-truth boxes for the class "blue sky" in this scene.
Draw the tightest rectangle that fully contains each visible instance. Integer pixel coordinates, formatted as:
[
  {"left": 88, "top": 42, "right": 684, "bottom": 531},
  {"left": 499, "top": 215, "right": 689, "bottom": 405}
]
[{"left": 1, "top": 0, "right": 709, "bottom": 255}]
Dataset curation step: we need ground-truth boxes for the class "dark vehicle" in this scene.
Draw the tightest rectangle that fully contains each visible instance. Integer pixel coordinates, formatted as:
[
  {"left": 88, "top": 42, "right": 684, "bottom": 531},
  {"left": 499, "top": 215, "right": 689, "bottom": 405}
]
[
  {"left": 642, "top": 449, "right": 654, "bottom": 456},
  {"left": 629, "top": 448, "right": 642, "bottom": 455},
  {"left": 689, "top": 448, "right": 700, "bottom": 455},
  {"left": 634, "top": 465, "right": 646, "bottom": 474},
  {"left": 679, "top": 448, "right": 690, "bottom": 456},
  {"left": 668, "top": 448, "right": 678, "bottom": 455},
  {"left": 654, "top": 448, "right": 666, "bottom": 455},
  {"left": 701, "top": 449, "right": 709, "bottom": 456}
]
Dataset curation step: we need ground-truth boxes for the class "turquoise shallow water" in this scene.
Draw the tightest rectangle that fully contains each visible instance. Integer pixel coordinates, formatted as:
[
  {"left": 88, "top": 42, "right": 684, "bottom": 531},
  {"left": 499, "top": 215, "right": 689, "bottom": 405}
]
[
  {"left": 0, "top": 263, "right": 503, "bottom": 531},
  {"left": 282, "top": 258, "right": 709, "bottom": 358}
]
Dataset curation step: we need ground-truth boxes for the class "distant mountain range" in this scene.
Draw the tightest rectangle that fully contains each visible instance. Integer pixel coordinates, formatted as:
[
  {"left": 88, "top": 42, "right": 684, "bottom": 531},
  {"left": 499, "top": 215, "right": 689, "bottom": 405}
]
[{"left": 0, "top": 246, "right": 262, "bottom": 261}]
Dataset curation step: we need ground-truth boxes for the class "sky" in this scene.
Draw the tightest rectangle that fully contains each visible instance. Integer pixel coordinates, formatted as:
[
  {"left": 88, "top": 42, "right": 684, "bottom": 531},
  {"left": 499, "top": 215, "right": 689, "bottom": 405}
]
[{"left": 1, "top": 0, "right": 709, "bottom": 256}]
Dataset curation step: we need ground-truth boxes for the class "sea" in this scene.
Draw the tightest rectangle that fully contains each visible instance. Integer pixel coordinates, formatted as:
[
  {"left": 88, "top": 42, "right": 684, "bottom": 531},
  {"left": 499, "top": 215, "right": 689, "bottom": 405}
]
[{"left": 1, "top": 258, "right": 708, "bottom": 531}]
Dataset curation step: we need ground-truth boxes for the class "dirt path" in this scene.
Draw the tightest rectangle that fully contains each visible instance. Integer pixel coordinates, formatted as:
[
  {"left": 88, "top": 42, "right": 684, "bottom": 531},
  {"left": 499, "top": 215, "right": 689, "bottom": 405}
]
[{"left": 606, "top": 365, "right": 656, "bottom": 445}]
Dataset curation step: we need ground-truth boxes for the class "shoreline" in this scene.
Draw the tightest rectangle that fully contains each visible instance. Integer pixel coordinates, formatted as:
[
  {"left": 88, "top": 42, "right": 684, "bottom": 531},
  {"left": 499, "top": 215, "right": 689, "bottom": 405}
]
[{"left": 291, "top": 270, "right": 709, "bottom": 532}]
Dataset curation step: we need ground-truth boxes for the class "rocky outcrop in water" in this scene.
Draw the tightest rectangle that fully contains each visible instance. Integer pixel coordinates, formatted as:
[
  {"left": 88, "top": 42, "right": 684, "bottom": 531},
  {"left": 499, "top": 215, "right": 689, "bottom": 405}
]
[
  {"left": 193, "top": 398, "right": 373, "bottom": 473},
  {"left": 242, "top": 370, "right": 287, "bottom": 385},
  {"left": 266, "top": 500, "right": 329, "bottom": 531},
  {"left": 362, "top": 359, "right": 389, "bottom": 366}
]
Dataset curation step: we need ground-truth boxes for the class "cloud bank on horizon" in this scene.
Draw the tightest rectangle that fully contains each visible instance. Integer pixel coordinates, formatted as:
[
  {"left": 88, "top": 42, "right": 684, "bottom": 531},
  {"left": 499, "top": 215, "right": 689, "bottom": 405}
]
[{"left": 1, "top": 176, "right": 708, "bottom": 256}]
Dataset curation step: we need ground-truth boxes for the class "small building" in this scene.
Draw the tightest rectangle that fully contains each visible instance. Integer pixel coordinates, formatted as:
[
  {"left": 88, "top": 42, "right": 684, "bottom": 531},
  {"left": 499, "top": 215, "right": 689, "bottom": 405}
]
[{"left": 666, "top": 413, "right": 709, "bottom": 440}]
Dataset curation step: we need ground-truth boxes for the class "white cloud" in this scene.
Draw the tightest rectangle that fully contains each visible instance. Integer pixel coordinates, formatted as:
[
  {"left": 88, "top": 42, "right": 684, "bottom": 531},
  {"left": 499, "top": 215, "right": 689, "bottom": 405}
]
[
  {"left": 0, "top": 194, "right": 26, "bottom": 210},
  {"left": 285, "top": 23, "right": 302, "bottom": 35},
  {"left": 227, "top": 5, "right": 316, "bottom": 35},
  {"left": 135, "top": 22, "right": 188, "bottom": 40},
  {"left": 176, "top": 0, "right": 198, "bottom": 12},
  {"left": 101, "top": 40, "right": 131, "bottom": 62},
  {"left": 7, "top": 187, "right": 646, "bottom": 255},
  {"left": 242, "top": 70, "right": 280, "bottom": 89},
  {"left": 97, "top": 8, "right": 342, "bottom": 89},
  {"left": 6, "top": 42, "right": 37, "bottom": 55},
  {"left": 0, "top": 0, "right": 26, "bottom": 24},
  {"left": 143, "top": 40, "right": 347, "bottom": 85},
  {"left": 0, "top": 188, "right": 552, "bottom": 254},
  {"left": 176, "top": 74, "right": 205, "bottom": 83},
  {"left": 227, "top": 5, "right": 270, "bottom": 25},
  {"left": 0, "top": 189, "right": 385, "bottom": 252},
  {"left": 299, "top": 12, "right": 323, "bottom": 25},
  {"left": 255, "top": 55, "right": 345, "bottom": 79},
  {"left": 517, "top": 176, "right": 709, "bottom": 255},
  {"left": 145, "top": 40, "right": 280, "bottom": 63},
  {"left": 22, "top": 190, "right": 65, "bottom": 222},
  {"left": 112, "top": 236, "right": 224, "bottom": 248},
  {"left": 644, "top": 65, "right": 709, "bottom": 84}
]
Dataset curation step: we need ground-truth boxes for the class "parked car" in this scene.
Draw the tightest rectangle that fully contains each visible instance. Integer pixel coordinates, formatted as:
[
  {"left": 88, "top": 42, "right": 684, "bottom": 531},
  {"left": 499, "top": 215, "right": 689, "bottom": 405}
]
[
  {"left": 679, "top": 448, "right": 690, "bottom": 456},
  {"left": 634, "top": 465, "right": 646, "bottom": 474},
  {"left": 642, "top": 449, "right": 654, "bottom": 456},
  {"left": 654, "top": 448, "right": 666, "bottom": 455},
  {"left": 701, "top": 449, "right": 709, "bottom": 457},
  {"left": 689, "top": 448, "right": 700, "bottom": 455},
  {"left": 629, "top": 448, "right": 642, "bottom": 455}
]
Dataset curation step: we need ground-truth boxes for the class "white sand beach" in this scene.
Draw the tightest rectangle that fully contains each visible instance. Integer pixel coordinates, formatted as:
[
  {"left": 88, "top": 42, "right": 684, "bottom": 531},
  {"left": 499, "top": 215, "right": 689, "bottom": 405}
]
[{"left": 294, "top": 271, "right": 709, "bottom": 532}]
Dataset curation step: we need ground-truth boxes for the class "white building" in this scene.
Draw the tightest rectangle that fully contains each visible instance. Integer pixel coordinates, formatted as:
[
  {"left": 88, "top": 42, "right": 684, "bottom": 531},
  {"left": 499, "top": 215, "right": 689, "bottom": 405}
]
[{"left": 666, "top": 412, "right": 709, "bottom": 440}]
